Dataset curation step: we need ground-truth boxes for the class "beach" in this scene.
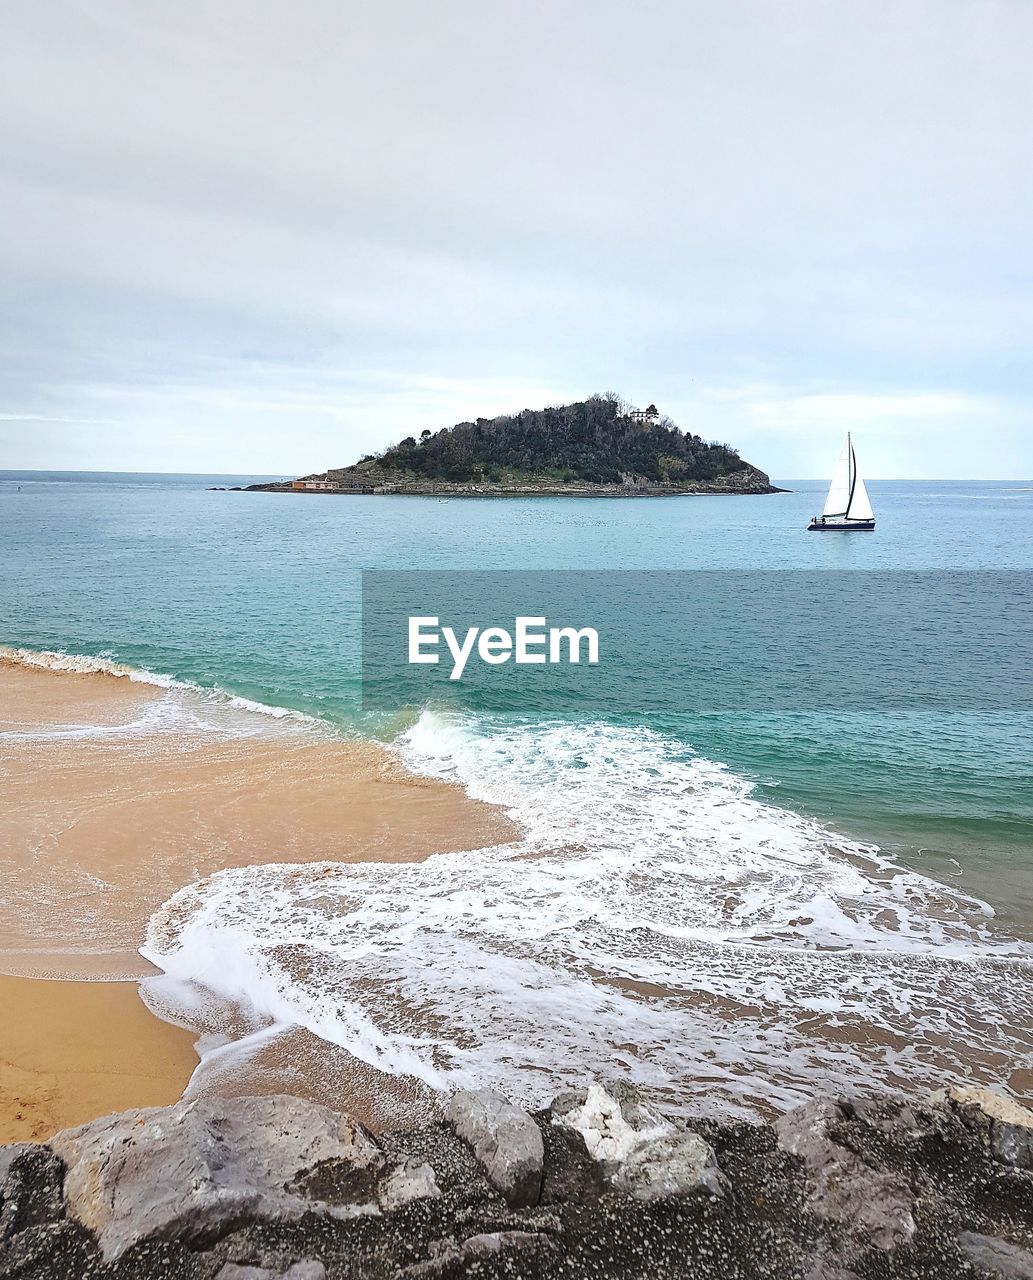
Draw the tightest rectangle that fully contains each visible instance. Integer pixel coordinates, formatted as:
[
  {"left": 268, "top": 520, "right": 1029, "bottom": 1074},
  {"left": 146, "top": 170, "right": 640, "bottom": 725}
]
[
  {"left": 2, "top": 474, "right": 1031, "bottom": 1145},
  {"left": 0, "top": 975, "right": 198, "bottom": 1144},
  {"left": 0, "top": 660, "right": 517, "bottom": 1140},
  {"left": 2, "top": 11, "right": 1030, "bottom": 1267}
]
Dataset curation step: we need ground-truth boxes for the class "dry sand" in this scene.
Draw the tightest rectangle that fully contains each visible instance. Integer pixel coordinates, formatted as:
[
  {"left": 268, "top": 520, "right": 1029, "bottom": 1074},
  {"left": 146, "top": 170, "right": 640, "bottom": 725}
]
[{"left": 0, "top": 662, "right": 517, "bottom": 1140}]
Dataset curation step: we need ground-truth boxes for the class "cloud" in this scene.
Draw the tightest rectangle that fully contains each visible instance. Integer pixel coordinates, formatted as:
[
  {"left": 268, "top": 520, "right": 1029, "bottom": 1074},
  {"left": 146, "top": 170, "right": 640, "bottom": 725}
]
[
  {"left": 745, "top": 392, "right": 987, "bottom": 429},
  {"left": 0, "top": 1, "right": 1030, "bottom": 473},
  {"left": 658, "top": 387, "right": 1030, "bottom": 479}
]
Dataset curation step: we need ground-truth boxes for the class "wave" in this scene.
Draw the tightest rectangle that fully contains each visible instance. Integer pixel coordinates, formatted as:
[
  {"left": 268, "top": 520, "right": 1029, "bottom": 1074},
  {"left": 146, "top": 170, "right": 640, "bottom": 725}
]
[
  {"left": 142, "top": 709, "right": 1033, "bottom": 1118},
  {"left": 0, "top": 644, "right": 179, "bottom": 686},
  {"left": 0, "top": 645, "right": 327, "bottom": 739}
]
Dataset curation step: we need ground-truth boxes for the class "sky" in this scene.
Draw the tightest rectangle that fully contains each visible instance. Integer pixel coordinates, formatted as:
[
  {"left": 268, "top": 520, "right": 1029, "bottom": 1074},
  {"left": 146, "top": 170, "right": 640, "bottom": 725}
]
[{"left": 1, "top": 0, "right": 1031, "bottom": 479}]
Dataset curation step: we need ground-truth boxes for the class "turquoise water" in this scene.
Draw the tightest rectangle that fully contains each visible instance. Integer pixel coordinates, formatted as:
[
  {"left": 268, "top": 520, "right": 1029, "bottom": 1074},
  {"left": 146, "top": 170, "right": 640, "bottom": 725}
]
[
  {"left": 3, "top": 470, "right": 1031, "bottom": 926},
  {"left": 3, "top": 470, "right": 1033, "bottom": 1115}
]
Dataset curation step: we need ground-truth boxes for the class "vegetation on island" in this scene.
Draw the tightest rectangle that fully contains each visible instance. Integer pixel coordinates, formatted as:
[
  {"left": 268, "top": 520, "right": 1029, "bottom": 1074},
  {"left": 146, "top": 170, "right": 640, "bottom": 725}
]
[
  {"left": 239, "top": 394, "right": 779, "bottom": 494},
  {"left": 322, "top": 394, "right": 764, "bottom": 489}
]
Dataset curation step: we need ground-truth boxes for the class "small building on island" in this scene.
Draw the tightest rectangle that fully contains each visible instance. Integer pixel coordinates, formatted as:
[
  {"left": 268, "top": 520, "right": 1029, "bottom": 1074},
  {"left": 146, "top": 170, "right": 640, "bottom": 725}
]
[{"left": 628, "top": 404, "right": 659, "bottom": 423}]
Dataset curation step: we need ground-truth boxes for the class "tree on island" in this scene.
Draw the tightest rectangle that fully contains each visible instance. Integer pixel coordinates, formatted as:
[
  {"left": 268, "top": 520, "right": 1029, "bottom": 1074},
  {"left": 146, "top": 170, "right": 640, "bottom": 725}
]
[{"left": 325, "top": 393, "right": 753, "bottom": 487}]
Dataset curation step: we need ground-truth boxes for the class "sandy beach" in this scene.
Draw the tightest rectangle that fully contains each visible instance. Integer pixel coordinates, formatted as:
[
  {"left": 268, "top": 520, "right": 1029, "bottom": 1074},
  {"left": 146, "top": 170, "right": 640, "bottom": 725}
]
[
  {"left": 0, "top": 974, "right": 199, "bottom": 1144},
  {"left": 0, "top": 660, "right": 517, "bottom": 1140}
]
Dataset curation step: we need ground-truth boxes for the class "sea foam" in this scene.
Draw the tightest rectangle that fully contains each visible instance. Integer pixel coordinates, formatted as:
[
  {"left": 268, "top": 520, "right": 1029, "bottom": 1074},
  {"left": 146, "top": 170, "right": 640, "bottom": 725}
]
[
  {"left": 0, "top": 645, "right": 326, "bottom": 740},
  {"left": 142, "top": 709, "right": 1033, "bottom": 1118}
]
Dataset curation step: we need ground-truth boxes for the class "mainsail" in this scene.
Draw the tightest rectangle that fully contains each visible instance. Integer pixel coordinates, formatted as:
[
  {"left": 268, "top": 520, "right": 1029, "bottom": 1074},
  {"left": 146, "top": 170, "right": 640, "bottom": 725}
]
[
  {"left": 821, "top": 433, "right": 874, "bottom": 521},
  {"left": 847, "top": 445, "right": 874, "bottom": 521}
]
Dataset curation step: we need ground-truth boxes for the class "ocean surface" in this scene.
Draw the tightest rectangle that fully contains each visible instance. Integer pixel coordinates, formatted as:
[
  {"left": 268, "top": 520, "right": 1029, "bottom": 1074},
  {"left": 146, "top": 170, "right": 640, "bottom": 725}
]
[{"left": 2, "top": 469, "right": 1032, "bottom": 1116}]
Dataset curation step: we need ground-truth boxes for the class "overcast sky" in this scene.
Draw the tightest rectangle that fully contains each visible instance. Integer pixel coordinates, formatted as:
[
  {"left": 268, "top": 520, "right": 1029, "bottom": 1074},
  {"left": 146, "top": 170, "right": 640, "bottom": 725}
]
[{"left": 1, "top": 0, "right": 1030, "bottom": 478}]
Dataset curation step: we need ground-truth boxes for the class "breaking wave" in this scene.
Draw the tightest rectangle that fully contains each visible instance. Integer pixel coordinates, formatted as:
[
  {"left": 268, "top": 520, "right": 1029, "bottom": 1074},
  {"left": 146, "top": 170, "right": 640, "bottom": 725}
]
[
  {"left": 0, "top": 645, "right": 326, "bottom": 740},
  {"left": 0, "top": 644, "right": 176, "bottom": 684},
  {"left": 143, "top": 710, "right": 1033, "bottom": 1118}
]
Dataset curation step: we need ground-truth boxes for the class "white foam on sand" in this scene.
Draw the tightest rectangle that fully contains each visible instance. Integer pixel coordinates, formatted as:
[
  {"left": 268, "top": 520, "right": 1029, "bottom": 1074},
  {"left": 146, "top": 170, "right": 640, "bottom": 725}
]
[
  {"left": 142, "top": 710, "right": 1033, "bottom": 1118},
  {"left": 0, "top": 645, "right": 327, "bottom": 741},
  {"left": 0, "top": 644, "right": 181, "bottom": 686}
]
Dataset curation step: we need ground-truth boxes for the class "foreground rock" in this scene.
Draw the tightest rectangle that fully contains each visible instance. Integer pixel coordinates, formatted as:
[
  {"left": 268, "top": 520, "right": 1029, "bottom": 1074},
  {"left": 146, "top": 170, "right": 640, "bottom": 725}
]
[
  {"left": 445, "top": 1090, "right": 543, "bottom": 1209},
  {"left": 0, "top": 1146, "right": 64, "bottom": 1241},
  {"left": 551, "top": 1081, "right": 723, "bottom": 1202},
  {"left": 2, "top": 1082, "right": 1033, "bottom": 1278},
  {"left": 775, "top": 1098, "right": 917, "bottom": 1249},
  {"left": 932, "top": 1084, "right": 1033, "bottom": 1169},
  {"left": 48, "top": 1095, "right": 438, "bottom": 1262}
]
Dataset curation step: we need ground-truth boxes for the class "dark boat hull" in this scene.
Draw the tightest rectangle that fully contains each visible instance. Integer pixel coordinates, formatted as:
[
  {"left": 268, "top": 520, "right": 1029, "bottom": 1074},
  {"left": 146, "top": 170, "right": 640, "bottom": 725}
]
[{"left": 807, "top": 519, "right": 875, "bottom": 531}]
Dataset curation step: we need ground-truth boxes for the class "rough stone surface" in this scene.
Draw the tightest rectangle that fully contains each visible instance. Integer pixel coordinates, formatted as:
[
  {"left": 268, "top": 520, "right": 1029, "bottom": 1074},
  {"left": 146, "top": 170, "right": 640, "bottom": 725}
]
[
  {"left": 804, "top": 1262, "right": 862, "bottom": 1280},
  {"left": 933, "top": 1084, "right": 1033, "bottom": 1170},
  {"left": 216, "top": 1264, "right": 327, "bottom": 1280},
  {"left": 0, "top": 1145, "right": 33, "bottom": 1187},
  {"left": 399, "top": 1228, "right": 558, "bottom": 1276},
  {"left": 3, "top": 1084, "right": 1033, "bottom": 1278},
  {"left": 48, "top": 1093, "right": 409, "bottom": 1261},
  {"left": 445, "top": 1089, "right": 544, "bottom": 1208},
  {"left": 958, "top": 1231, "right": 1033, "bottom": 1278},
  {"left": 775, "top": 1097, "right": 917, "bottom": 1250},
  {"left": 377, "top": 1159, "right": 440, "bottom": 1211},
  {"left": 0, "top": 1144, "right": 64, "bottom": 1240},
  {"left": 551, "top": 1081, "right": 723, "bottom": 1201}
]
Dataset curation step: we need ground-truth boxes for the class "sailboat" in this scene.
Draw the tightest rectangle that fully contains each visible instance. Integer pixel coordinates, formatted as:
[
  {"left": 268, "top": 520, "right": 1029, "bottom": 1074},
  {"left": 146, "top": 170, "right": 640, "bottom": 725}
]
[{"left": 807, "top": 433, "right": 876, "bottom": 531}]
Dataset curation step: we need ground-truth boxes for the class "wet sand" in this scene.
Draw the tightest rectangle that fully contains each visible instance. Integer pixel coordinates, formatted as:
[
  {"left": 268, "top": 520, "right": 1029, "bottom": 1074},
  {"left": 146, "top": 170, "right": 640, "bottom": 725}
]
[
  {"left": 0, "top": 661, "right": 517, "bottom": 1139},
  {"left": 0, "top": 974, "right": 200, "bottom": 1144}
]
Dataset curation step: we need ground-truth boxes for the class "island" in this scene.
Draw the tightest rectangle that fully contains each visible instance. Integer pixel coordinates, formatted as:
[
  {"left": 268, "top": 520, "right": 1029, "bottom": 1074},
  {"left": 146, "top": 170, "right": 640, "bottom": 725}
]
[{"left": 245, "top": 395, "right": 784, "bottom": 497}]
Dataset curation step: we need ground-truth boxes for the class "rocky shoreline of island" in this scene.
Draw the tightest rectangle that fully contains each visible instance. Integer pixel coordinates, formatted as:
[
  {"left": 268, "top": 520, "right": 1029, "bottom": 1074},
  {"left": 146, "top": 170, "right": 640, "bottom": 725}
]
[
  {"left": 3, "top": 1079, "right": 1032, "bottom": 1278},
  {"left": 238, "top": 467, "right": 786, "bottom": 498}
]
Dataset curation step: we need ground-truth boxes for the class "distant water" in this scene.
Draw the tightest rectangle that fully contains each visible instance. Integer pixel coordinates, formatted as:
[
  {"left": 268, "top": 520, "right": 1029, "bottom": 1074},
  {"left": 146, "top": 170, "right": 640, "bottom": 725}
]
[{"left": 3, "top": 470, "right": 1032, "bottom": 1114}]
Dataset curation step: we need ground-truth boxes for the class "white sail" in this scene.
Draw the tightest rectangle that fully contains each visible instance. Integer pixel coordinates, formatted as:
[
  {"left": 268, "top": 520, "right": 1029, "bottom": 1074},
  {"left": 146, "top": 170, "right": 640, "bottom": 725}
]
[
  {"left": 821, "top": 436, "right": 852, "bottom": 517},
  {"left": 846, "top": 447, "right": 875, "bottom": 521}
]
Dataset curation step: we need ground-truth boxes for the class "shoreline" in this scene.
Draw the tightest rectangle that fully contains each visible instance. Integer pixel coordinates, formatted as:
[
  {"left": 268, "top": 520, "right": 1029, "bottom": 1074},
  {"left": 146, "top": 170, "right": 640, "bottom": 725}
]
[
  {"left": 0, "top": 661, "right": 517, "bottom": 980},
  {"left": 4, "top": 646, "right": 1031, "bottom": 1151},
  {"left": 0, "top": 658, "right": 518, "bottom": 1140},
  {"left": 240, "top": 480, "right": 789, "bottom": 497}
]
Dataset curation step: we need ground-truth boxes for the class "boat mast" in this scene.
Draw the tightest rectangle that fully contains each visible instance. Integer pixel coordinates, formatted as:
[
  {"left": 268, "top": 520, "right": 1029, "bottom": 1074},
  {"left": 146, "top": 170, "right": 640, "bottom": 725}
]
[{"left": 846, "top": 431, "right": 856, "bottom": 520}]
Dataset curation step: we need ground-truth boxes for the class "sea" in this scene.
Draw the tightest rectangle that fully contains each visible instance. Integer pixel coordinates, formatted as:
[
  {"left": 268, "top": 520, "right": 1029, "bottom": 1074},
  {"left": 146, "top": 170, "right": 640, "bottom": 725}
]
[{"left": 2, "top": 469, "right": 1032, "bottom": 1117}]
